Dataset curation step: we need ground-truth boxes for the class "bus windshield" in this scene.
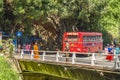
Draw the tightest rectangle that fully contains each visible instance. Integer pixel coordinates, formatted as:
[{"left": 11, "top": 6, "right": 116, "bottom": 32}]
[{"left": 67, "top": 35, "right": 78, "bottom": 42}]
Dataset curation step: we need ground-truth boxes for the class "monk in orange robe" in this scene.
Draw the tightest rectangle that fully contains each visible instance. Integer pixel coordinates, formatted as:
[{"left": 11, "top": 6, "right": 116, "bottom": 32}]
[{"left": 33, "top": 42, "right": 39, "bottom": 59}]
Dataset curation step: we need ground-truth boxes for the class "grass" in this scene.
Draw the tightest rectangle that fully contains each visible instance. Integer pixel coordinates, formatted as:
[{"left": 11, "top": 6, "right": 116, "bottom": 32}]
[{"left": 0, "top": 56, "right": 20, "bottom": 80}]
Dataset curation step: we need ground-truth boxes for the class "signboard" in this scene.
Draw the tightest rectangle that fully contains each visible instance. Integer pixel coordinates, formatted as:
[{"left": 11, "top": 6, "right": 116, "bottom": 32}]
[
  {"left": 16, "top": 31, "right": 22, "bottom": 37},
  {"left": 67, "top": 32, "right": 78, "bottom": 35}
]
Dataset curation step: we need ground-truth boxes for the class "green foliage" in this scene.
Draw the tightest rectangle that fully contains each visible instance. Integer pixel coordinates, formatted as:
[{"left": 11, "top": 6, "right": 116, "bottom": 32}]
[
  {"left": 13, "top": 0, "right": 59, "bottom": 21},
  {"left": 0, "top": 56, "right": 19, "bottom": 80},
  {"left": 0, "top": 0, "right": 3, "bottom": 30},
  {"left": 0, "top": 39, "right": 15, "bottom": 57},
  {"left": 0, "top": 0, "right": 120, "bottom": 46},
  {"left": 58, "top": 0, "right": 89, "bottom": 19},
  {"left": 0, "top": 0, "right": 3, "bottom": 12},
  {"left": 20, "top": 60, "right": 119, "bottom": 80},
  {"left": 100, "top": 0, "right": 120, "bottom": 38},
  {"left": 12, "top": 0, "right": 59, "bottom": 35},
  {"left": 94, "top": 0, "right": 120, "bottom": 45}
]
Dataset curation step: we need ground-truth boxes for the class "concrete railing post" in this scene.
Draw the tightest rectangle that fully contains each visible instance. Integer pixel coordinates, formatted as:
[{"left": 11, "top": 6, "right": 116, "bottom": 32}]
[
  {"left": 114, "top": 50, "right": 116, "bottom": 59},
  {"left": 114, "top": 54, "right": 120, "bottom": 70},
  {"left": 20, "top": 49, "right": 24, "bottom": 58},
  {"left": 30, "top": 50, "right": 34, "bottom": 59},
  {"left": 42, "top": 51, "right": 46, "bottom": 61},
  {"left": 91, "top": 53, "right": 96, "bottom": 66},
  {"left": 72, "top": 52, "right": 76, "bottom": 64},
  {"left": 56, "top": 51, "right": 60, "bottom": 62}
]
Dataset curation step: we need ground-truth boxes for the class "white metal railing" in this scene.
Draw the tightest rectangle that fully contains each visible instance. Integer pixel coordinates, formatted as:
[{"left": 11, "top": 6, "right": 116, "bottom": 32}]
[{"left": 14, "top": 49, "right": 120, "bottom": 70}]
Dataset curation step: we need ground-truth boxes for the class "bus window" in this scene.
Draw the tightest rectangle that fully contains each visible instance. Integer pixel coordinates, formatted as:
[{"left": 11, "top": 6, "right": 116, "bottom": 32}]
[
  {"left": 99, "top": 36, "right": 101, "bottom": 41},
  {"left": 97, "top": 36, "right": 99, "bottom": 41},
  {"left": 83, "top": 36, "right": 86, "bottom": 42},
  {"left": 85, "top": 36, "right": 87, "bottom": 42},
  {"left": 90, "top": 36, "right": 93, "bottom": 42},
  {"left": 88, "top": 36, "right": 90, "bottom": 42},
  {"left": 92, "top": 36, "right": 94, "bottom": 41}
]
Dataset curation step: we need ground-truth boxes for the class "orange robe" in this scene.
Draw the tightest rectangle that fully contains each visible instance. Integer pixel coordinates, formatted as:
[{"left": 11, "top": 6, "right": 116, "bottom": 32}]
[{"left": 33, "top": 44, "right": 39, "bottom": 59}]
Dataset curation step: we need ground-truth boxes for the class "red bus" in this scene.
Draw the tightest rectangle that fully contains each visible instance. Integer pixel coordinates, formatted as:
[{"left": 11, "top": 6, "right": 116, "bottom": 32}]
[{"left": 62, "top": 32, "right": 103, "bottom": 53}]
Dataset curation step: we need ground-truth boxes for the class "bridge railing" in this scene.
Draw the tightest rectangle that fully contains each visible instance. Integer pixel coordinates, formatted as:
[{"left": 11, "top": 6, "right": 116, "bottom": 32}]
[{"left": 14, "top": 49, "right": 120, "bottom": 70}]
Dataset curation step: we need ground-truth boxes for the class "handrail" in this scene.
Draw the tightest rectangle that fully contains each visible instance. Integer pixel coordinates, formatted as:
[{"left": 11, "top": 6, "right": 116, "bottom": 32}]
[{"left": 14, "top": 49, "right": 120, "bottom": 70}]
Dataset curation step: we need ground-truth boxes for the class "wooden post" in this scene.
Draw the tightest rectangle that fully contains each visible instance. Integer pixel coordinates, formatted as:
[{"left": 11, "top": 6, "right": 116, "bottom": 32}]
[
  {"left": 66, "top": 52, "right": 69, "bottom": 62},
  {"left": 72, "top": 52, "right": 76, "bottom": 64},
  {"left": 65, "top": 41, "right": 70, "bottom": 62}
]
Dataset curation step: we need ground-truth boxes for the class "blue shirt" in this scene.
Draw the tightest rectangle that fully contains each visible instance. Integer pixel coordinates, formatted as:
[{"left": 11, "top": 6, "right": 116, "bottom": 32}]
[
  {"left": 115, "top": 47, "right": 119, "bottom": 54},
  {"left": 108, "top": 47, "right": 112, "bottom": 52}
]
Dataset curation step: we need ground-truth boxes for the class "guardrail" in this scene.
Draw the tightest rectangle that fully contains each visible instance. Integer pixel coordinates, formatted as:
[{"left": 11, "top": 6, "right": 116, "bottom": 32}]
[{"left": 14, "top": 49, "right": 120, "bottom": 71}]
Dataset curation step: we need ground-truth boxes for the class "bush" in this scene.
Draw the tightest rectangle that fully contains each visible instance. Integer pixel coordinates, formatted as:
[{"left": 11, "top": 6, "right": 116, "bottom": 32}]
[{"left": 0, "top": 56, "right": 19, "bottom": 80}]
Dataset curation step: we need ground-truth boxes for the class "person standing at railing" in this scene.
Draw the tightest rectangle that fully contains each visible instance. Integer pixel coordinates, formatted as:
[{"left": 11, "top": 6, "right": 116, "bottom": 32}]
[
  {"left": 115, "top": 45, "right": 119, "bottom": 55},
  {"left": 65, "top": 41, "right": 70, "bottom": 62},
  {"left": 113, "top": 44, "right": 120, "bottom": 69},
  {"left": 106, "top": 45, "right": 113, "bottom": 61},
  {"left": 22, "top": 44, "right": 26, "bottom": 54},
  {"left": 115, "top": 45, "right": 120, "bottom": 64},
  {"left": 33, "top": 42, "right": 39, "bottom": 59},
  {"left": 26, "top": 43, "right": 30, "bottom": 54},
  {"left": 104, "top": 46, "right": 108, "bottom": 55},
  {"left": 17, "top": 44, "right": 21, "bottom": 53},
  {"left": 28, "top": 43, "right": 31, "bottom": 53}
]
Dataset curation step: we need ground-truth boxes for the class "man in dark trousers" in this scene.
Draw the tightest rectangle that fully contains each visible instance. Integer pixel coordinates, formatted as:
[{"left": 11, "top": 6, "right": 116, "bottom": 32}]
[{"left": 65, "top": 41, "right": 70, "bottom": 62}]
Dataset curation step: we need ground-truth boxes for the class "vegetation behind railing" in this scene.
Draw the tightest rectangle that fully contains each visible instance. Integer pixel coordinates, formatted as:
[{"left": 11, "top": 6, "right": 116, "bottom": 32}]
[
  {"left": 0, "top": 39, "right": 15, "bottom": 57},
  {"left": 0, "top": 39, "right": 20, "bottom": 79},
  {"left": 0, "top": 56, "right": 19, "bottom": 80}
]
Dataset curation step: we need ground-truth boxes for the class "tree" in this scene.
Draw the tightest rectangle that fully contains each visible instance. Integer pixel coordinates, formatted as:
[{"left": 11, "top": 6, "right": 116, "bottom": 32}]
[
  {"left": 0, "top": 0, "right": 4, "bottom": 30},
  {"left": 12, "top": 0, "right": 59, "bottom": 35},
  {"left": 100, "top": 0, "right": 120, "bottom": 38},
  {"left": 0, "top": 0, "right": 120, "bottom": 49}
]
